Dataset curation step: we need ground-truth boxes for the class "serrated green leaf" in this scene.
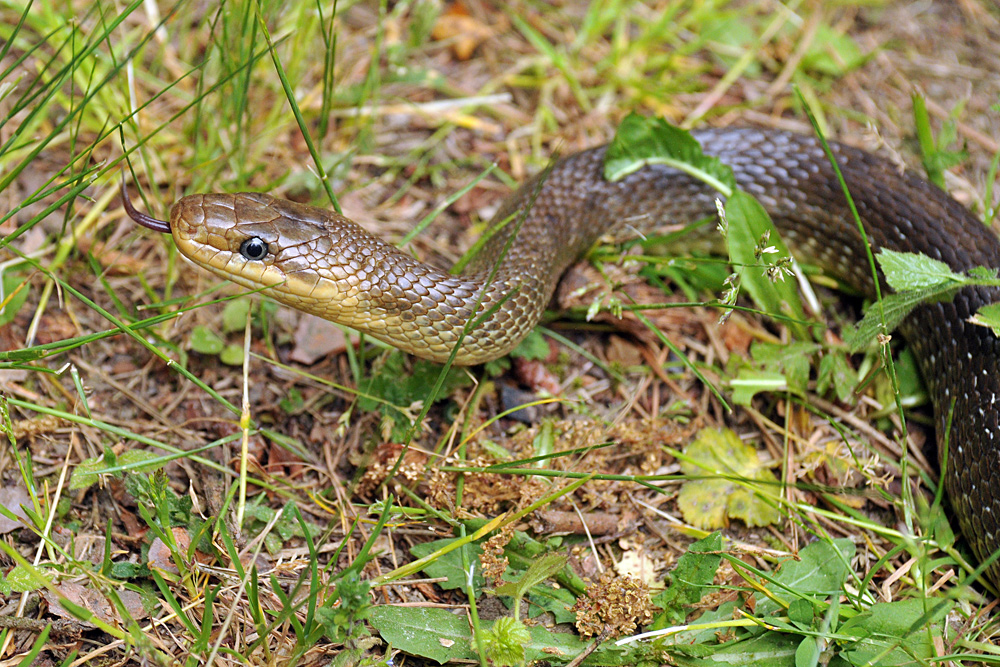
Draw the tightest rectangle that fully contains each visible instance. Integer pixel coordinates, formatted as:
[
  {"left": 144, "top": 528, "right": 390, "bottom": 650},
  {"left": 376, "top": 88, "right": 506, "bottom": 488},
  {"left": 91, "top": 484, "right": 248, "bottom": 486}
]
[
  {"left": 279, "top": 387, "right": 305, "bottom": 414},
  {"left": 189, "top": 326, "right": 224, "bottom": 355},
  {"left": 877, "top": 250, "right": 963, "bottom": 291},
  {"left": 677, "top": 429, "right": 781, "bottom": 529},
  {"left": 817, "top": 352, "right": 858, "bottom": 403},
  {"left": 968, "top": 266, "right": 999, "bottom": 280},
  {"left": 846, "top": 283, "right": 961, "bottom": 352},
  {"left": 653, "top": 532, "right": 723, "bottom": 627},
  {"left": 108, "top": 561, "right": 151, "bottom": 580},
  {"left": 749, "top": 341, "right": 818, "bottom": 396},
  {"left": 604, "top": 113, "right": 736, "bottom": 194},
  {"left": 359, "top": 355, "right": 471, "bottom": 440},
  {"left": 70, "top": 450, "right": 166, "bottom": 491},
  {"left": 483, "top": 616, "right": 530, "bottom": 666},
  {"left": 970, "top": 302, "right": 1000, "bottom": 336}
]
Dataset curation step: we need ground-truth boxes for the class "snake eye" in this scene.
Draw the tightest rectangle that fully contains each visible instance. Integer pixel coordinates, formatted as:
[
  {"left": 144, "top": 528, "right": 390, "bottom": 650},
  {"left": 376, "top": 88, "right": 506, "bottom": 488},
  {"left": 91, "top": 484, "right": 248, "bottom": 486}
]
[{"left": 239, "top": 237, "right": 268, "bottom": 261}]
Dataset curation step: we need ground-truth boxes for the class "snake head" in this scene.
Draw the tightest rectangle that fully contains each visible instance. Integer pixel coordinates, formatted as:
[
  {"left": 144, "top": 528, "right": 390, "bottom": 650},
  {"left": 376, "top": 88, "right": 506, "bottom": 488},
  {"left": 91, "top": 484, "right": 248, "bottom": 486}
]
[
  {"left": 167, "top": 192, "right": 441, "bottom": 318},
  {"left": 167, "top": 191, "right": 492, "bottom": 361}
]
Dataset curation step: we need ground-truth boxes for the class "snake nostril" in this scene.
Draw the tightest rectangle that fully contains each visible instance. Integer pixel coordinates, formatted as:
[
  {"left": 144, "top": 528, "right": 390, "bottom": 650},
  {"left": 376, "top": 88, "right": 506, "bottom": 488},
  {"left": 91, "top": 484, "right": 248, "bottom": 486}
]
[{"left": 240, "top": 237, "right": 269, "bottom": 261}]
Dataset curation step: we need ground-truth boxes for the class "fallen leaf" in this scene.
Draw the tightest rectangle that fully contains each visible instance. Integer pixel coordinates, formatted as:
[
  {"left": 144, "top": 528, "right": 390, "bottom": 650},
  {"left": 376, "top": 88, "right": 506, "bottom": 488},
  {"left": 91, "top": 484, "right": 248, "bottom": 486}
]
[
  {"left": 676, "top": 428, "right": 781, "bottom": 529},
  {"left": 431, "top": 2, "right": 496, "bottom": 60},
  {"left": 0, "top": 484, "right": 32, "bottom": 534},
  {"left": 148, "top": 526, "right": 191, "bottom": 574},
  {"left": 513, "top": 356, "right": 560, "bottom": 394},
  {"left": 289, "top": 315, "right": 348, "bottom": 364},
  {"left": 42, "top": 581, "right": 149, "bottom": 626}
]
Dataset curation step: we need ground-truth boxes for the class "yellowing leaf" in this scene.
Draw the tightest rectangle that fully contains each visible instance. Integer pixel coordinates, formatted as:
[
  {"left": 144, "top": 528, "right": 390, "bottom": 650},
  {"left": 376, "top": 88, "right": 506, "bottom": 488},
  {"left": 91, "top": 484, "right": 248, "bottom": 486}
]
[{"left": 676, "top": 428, "right": 781, "bottom": 529}]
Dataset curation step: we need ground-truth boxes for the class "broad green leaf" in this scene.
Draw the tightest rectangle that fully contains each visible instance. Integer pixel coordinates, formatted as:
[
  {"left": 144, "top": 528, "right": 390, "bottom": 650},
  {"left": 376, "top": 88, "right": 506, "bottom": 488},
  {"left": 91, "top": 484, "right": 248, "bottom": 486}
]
[
  {"left": 0, "top": 272, "right": 30, "bottom": 327},
  {"left": 970, "top": 302, "right": 1000, "bottom": 336},
  {"left": 521, "top": 622, "right": 635, "bottom": 664},
  {"left": 219, "top": 344, "right": 244, "bottom": 366},
  {"left": 701, "top": 629, "right": 800, "bottom": 663},
  {"left": 876, "top": 249, "right": 963, "bottom": 291},
  {"left": 369, "top": 606, "right": 478, "bottom": 664},
  {"left": 677, "top": 429, "right": 781, "bottom": 529},
  {"left": 527, "top": 583, "right": 577, "bottom": 623},
  {"left": 221, "top": 298, "right": 252, "bottom": 333},
  {"left": 493, "top": 553, "right": 567, "bottom": 600},
  {"left": 510, "top": 329, "right": 550, "bottom": 360},
  {"left": 795, "top": 636, "right": 821, "bottom": 667},
  {"left": 189, "top": 326, "right": 224, "bottom": 355},
  {"left": 604, "top": 113, "right": 736, "bottom": 194},
  {"left": 70, "top": 450, "right": 165, "bottom": 491},
  {"left": 5, "top": 564, "right": 45, "bottom": 593},
  {"left": 70, "top": 457, "right": 106, "bottom": 491},
  {"left": 726, "top": 191, "right": 809, "bottom": 340},
  {"left": 801, "top": 25, "right": 865, "bottom": 76},
  {"left": 746, "top": 341, "right": 819, "bottom": 397},
  {"left": 410, "top": 539, "right": 484, "bottom": 594},
  {"left": 772, "top": 539, "right": 853, "bottom": 597},
  {"left": 752, "top": 540, "right": 854, "bottom": 622},
  {"left": 662, "top": 601, "right": 740, "bottom": 648},
  {"left": 787, "top": 598, "right": 814, "bottom": 628},
  {"left": 369, "top": 605, "right": 637, "bottom": 666},
  {"left": 701, "top": 16, "right": 760, "bottom": 73},
  {"left": 838, "top": 598, "right": 951, "bottom": 667},
  {"left": 731, "top": 369, "right": 788, "bottom": 406}
]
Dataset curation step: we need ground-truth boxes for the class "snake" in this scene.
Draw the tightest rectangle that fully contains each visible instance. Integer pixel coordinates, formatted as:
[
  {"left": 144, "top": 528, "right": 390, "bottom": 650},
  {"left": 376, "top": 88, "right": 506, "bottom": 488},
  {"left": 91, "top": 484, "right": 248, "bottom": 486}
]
[{"left": 122, "top": 127, "right": 1000, "bottom": 587}]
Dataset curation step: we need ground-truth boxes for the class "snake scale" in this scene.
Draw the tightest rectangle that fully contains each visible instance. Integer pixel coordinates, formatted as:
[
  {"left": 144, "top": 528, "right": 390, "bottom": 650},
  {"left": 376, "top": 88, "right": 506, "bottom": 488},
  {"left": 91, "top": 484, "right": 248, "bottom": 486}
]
[{"left": 123, "top": 127, "right": 1000, "bottom": 587}]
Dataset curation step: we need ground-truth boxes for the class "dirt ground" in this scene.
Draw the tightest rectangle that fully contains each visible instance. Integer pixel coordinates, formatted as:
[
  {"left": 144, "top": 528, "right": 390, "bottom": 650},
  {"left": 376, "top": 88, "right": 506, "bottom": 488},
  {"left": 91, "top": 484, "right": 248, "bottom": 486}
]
[{"left": 1, "top": 0, "right": 1000, "bottom": 664}]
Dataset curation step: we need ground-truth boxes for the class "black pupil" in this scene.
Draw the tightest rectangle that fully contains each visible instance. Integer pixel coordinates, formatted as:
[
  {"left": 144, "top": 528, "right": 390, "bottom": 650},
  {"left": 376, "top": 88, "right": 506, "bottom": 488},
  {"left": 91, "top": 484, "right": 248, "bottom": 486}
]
[{"left": 240, "top": 238, "right": 268, "bottom": 261}]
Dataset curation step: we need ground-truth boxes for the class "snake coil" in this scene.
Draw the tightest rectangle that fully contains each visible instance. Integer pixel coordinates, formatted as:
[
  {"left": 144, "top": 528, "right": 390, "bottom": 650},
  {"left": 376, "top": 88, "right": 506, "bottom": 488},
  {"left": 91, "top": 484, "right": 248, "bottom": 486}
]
[{"left": 124, "top": 127, "right": 1000, "bottom": 587}]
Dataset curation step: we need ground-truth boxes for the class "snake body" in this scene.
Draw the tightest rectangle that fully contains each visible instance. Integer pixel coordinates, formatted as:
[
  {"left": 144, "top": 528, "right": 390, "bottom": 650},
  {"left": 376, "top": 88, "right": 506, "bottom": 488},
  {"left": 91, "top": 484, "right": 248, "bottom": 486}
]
[{"left": 124, "top": 127, "right": 1000, "bottom": 586}]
